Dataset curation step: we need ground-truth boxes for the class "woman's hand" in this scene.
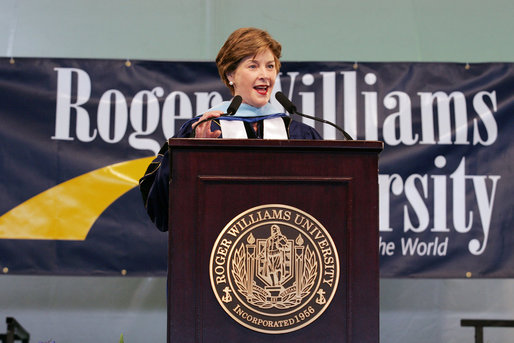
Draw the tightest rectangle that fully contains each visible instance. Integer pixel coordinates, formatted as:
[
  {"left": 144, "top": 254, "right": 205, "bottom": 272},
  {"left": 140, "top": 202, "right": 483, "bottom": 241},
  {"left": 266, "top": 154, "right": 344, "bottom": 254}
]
[{"left": 192, "top": 110, "right": 223, "bottom": 138}]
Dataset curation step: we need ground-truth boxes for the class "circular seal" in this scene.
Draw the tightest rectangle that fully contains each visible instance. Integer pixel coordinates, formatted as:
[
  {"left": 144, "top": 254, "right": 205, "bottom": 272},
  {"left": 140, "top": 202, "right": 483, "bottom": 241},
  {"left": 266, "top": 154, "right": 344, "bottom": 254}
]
[{"left": 209, "top": 204, "right": 340, "bottom": 334}]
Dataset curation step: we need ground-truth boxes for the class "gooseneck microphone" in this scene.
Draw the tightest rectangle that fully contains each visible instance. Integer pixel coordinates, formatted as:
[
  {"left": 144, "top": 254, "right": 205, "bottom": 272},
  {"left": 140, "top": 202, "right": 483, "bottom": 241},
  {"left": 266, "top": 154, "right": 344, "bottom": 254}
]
[
  {"left": 275, "top": 91, "right": 297, "bottom": 114},
  {"left": 225, "top": 95, "right": 242, "bottom": 116},
  {"left": 193, "top": 95, "right": 243, "bottom": 131},
  {"left": 275, "top": 92, "right": 353, "bottom": 140}
]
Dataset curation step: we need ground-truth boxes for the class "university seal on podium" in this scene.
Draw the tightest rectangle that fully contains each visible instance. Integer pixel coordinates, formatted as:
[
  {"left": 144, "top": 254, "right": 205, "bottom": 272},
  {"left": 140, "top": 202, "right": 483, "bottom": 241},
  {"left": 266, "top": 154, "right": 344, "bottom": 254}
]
[{"left": 209, "top": 204, "right": 340, "bottom": 334}]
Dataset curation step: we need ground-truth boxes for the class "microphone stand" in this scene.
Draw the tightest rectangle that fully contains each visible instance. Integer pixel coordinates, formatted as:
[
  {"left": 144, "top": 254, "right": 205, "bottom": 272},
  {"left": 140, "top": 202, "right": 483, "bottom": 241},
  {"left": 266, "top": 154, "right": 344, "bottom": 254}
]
[
  {"left": 292, "top": 110, "right": 354, "bottom": 141},
  {"left": 275, "top": 91, "right": 353, "bottom": 140}
]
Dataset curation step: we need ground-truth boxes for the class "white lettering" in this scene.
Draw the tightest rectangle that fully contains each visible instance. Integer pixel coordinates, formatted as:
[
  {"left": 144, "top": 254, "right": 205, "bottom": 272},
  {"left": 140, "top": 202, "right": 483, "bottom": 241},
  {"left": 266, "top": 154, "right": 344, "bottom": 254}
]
[
  {"left": 97, "top": 89, "right": 128, "bottom": 143},
  {"left": 401, "top": 237, "right": 448, "bottom": 256},
  {"left": 431, "top": 156, "right": 450, "bottom": 232},
  {"left": 363, "top": 73, "right": 378, "bottom": 140},
  {"left": 53, "top": 67, "right": 96, "bottom": 142},
  {"left": 299, "top": 74, "right": 315, "bottom": 127},
  {"left": 418, "top": 91, "right": 469, "bottom": 144},
  {"left": 403, "top": 174, "right": 429, "bottom": 233},
  {"left": 341, "top": 71, "right": 357, "bottom": 139},
  {"left": 472, "top": 91, "right": 498, "bottom": 145},
  {"left": 194, "top": 91, "right": 223, "bottom": 114},
  {"left": 320, "top": 71, "right": 336, "bottom": 139},
  {"left": 381, "top": 155, "right": 501, "bottom": 255},
  {"left": 128, "top": 87, "right": 163, "bottom": 152},
  {"left": 161, "top": 91, "right": 193, "bottom": 140},
  {"left": 383, "top": 91, "right": 418, "bottom": 145}
]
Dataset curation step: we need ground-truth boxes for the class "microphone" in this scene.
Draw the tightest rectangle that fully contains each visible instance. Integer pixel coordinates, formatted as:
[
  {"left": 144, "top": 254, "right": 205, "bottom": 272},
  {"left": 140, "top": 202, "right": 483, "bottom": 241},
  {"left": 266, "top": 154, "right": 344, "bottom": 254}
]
[
  {"left": 226, "top": 95, "right": 242, "bottom": 116},
  {"left": 275, "top": 92, "right": 353, "bottom": 140},
  {"left": 275, "top": 91, "right": 297, "bottom": 114},
  {"left": 193, "top": 95, "right": 243, "bottom": 130}
]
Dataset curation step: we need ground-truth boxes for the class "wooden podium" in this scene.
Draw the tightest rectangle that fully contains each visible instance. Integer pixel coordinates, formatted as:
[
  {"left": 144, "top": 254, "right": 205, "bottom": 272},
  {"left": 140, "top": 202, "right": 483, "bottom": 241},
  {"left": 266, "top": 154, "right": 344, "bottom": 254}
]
[{"left": 167, "top": 139, "right": 382, "bottom": 343}]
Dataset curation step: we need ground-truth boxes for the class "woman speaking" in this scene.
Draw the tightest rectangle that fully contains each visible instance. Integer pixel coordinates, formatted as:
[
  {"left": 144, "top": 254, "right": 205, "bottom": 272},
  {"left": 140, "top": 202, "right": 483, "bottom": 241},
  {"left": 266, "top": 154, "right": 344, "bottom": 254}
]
[{"left": 140, "top": 27, "right": 322, "bottom": 231}]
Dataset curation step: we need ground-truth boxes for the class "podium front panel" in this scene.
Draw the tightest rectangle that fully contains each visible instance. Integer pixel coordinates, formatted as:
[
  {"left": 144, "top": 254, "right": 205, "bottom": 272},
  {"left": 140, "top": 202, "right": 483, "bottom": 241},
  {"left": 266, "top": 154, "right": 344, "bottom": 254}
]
[{"left": 167, "top": 139, "right": 382, "bottom": 343}]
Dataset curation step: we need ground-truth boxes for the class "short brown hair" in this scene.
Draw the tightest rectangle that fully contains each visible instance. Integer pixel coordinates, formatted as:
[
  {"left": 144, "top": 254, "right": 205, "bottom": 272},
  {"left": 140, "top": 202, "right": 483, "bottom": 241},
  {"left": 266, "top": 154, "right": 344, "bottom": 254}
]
[{"left": 216, "top": 27, "right": 282, "bottom": 94}]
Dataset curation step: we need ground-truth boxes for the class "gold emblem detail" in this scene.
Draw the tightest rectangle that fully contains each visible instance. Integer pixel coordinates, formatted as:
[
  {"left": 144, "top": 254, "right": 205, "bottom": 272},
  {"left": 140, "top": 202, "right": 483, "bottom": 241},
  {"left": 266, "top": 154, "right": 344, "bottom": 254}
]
[{"left": 209, "top": 204, "right": 340, "bottom": 334}]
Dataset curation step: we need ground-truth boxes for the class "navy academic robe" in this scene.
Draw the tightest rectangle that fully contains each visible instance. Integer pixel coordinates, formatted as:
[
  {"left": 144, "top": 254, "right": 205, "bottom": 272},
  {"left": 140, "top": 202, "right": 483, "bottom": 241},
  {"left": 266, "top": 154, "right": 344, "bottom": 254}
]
[{"left": 139, "top": 115, "right": 322, "bottom": 232}]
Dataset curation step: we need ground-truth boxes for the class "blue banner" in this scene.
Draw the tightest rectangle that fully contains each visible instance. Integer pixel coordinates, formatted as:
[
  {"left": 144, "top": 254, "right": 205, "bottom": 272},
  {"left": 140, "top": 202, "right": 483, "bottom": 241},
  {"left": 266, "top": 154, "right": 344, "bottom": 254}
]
[{"left": 0, "top": 58, "right": 512, "bottom": 277}]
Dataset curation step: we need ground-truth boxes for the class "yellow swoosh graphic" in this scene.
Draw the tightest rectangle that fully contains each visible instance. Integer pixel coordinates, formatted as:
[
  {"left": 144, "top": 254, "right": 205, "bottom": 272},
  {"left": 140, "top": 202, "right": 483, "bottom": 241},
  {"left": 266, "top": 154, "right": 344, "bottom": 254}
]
[{"left": 0, "top": 157, "right": 154, "bottom": 240}]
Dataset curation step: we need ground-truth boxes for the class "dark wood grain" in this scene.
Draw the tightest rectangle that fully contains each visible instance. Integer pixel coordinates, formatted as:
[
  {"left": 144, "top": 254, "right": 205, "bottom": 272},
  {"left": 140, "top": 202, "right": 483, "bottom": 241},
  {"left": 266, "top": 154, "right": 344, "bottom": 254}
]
[{"left": 167, "top": 139, "right": 383, "bottom": 343}]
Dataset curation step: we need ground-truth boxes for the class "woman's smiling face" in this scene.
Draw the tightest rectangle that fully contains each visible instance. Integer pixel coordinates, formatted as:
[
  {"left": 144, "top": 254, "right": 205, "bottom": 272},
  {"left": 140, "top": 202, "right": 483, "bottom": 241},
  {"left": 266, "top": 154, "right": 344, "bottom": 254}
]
[{"left": 227, "top": 49, "right": 278, "bottom": 108}]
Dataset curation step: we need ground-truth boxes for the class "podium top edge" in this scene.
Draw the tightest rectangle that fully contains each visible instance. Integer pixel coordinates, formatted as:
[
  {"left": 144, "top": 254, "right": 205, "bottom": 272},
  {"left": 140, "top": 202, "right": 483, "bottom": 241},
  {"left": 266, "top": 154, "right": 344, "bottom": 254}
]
[{"left": 168, "top": 138, "right": 383, "bottom": 152}]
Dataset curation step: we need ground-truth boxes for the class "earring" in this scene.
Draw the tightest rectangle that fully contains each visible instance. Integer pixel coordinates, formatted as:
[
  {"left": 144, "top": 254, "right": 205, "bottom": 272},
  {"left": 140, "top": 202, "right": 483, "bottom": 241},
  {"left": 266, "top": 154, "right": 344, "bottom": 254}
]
[{"left": 229, "top": 81, "right": 234, "bottom": 86}]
